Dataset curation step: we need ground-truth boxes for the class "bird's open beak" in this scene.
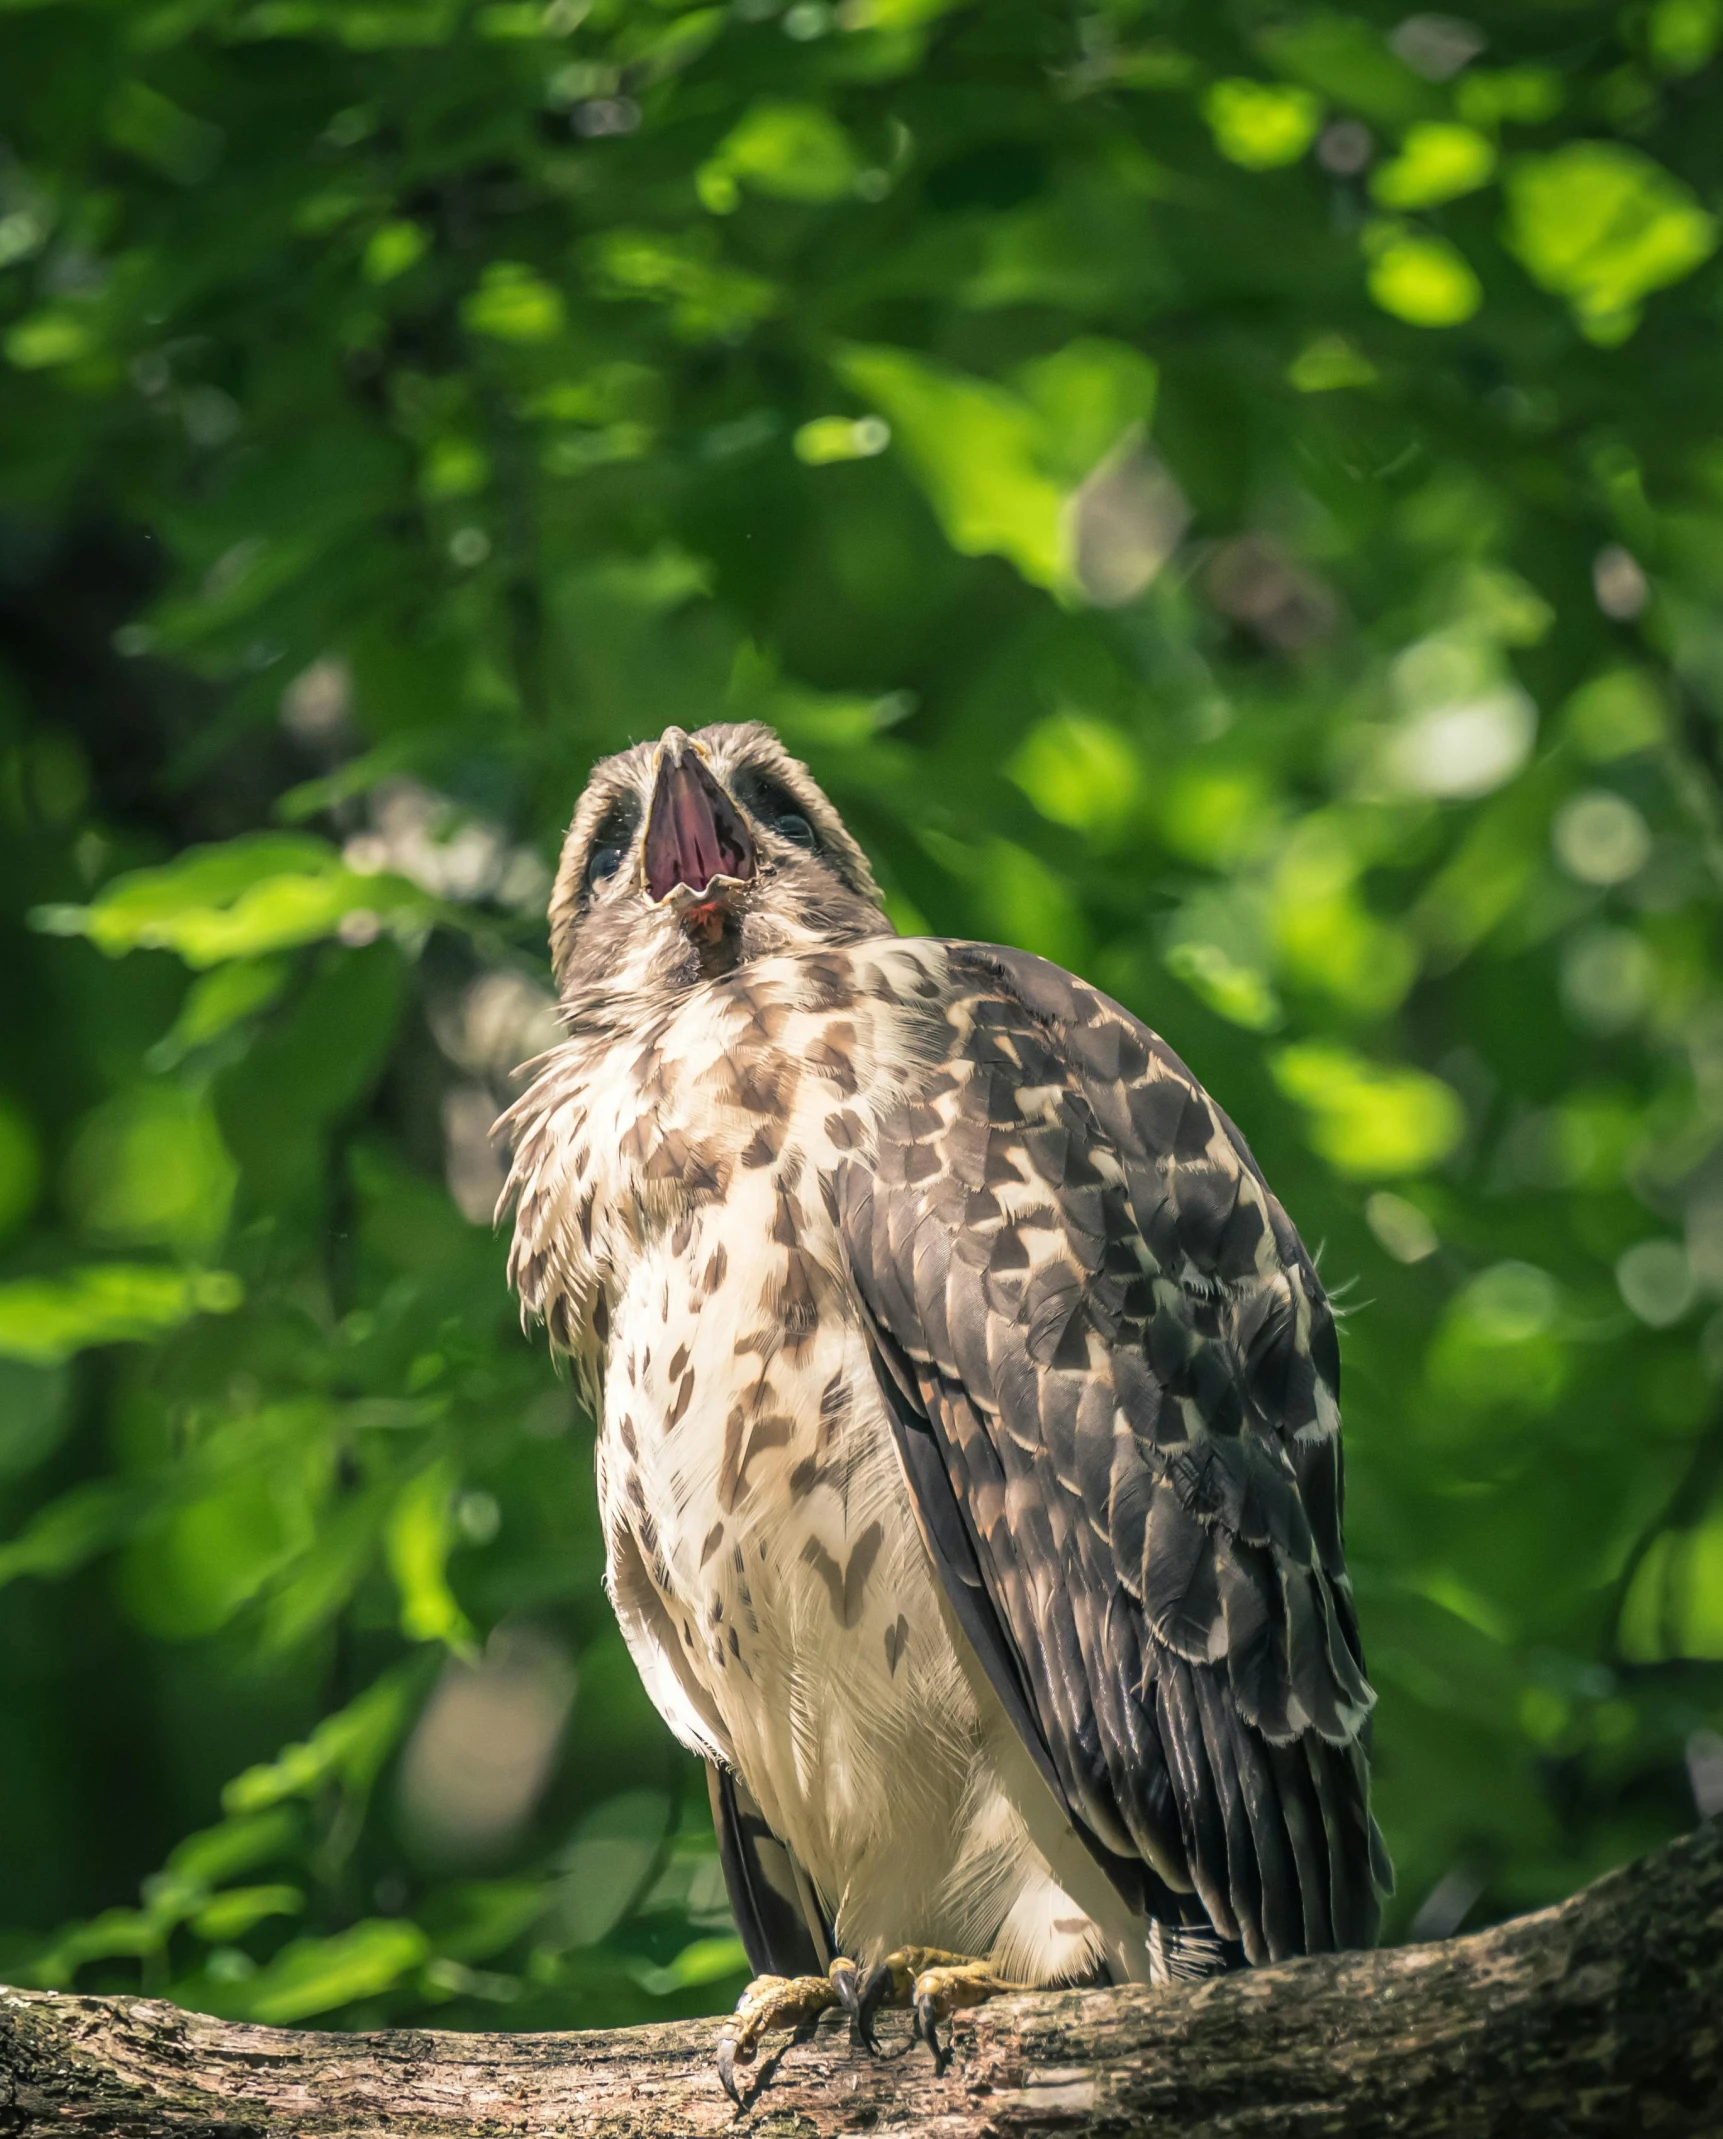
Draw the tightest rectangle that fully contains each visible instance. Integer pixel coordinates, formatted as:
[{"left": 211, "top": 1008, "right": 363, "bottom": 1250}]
[{"left": 641, "top": 731, "right": 756, "bottom": 917}]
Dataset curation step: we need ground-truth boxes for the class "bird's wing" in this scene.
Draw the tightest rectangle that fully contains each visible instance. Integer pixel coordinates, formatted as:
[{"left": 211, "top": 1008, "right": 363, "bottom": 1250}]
[
  {"left": 838, "top": 943, "right": 1390, "bottom": 1962},
  {"left": 707, "top": 1762, "right": 836, "bottom": 1979}
]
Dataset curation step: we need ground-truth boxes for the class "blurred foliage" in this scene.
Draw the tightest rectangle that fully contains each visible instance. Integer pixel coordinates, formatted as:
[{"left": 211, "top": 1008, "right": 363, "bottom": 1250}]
[{"left": 2, "top": 0, "right": 1722, "bottom": 2034}]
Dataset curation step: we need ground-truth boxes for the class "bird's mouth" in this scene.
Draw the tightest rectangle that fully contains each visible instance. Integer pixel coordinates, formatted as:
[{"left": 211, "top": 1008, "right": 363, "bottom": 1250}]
[{"left": 641, "top": 737, "right": 756, "bottom": 933}]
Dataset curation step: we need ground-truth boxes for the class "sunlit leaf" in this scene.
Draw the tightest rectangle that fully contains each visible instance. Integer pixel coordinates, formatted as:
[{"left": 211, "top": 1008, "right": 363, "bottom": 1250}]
[
  {"left": 1454, "top": 66, "right": 1563, "bottom": 127},
  {"left": 191, "top": 1885, "right": 305, "bottom": 1940},
  {"left": 627, "top": 1934, "right": 748, "bottom": 1996},
  {"left": 364, "top": 218, "right": 429, "bottom": 283},
  {"left": 698, "top": 101, "right": 858, "bottom": 211},
  {"left": 386, "top": 1459, "right": 476, "bottom": 1652},
  {"left": 1007, "top": 711, "right": 1141, "bottom": 839},
  {"left": 836, "top": 344, "right": 1066, "bottom": 588},
  {"left": 1363, "top": 223, "right": 1483, "bottom": 327},
  {"left": 1201, "top": 79, "right": 1322, "bottom": 170},
  {"left": 461, "top": 261, "right": 566, "bottom": 343},
  {"left": 1271, "top": 1044, "right": 1465, "bottom": 1177},
  {"left": 224, "top": 1661, "right": 433, "bottom": 1814},
  {"left": 235, "top": 1920, "right": 431, "bottom": 2024},
  {"left": 793, "top": 414, "right": 891, "bottom": 464},
  {"left": 1164, "top": 942, "right": 1283, "bottom": 1032},
  {"left": 33, "top": 835, "right": 431, "bottom": 967},
  {"left": 1505, "top": 143, "right": 1718, "bottom": 343},
  {"left": 834, "top": 339, "right": 1155, "bottom": 596},
  {"left": 147, "top": 958, "right": 291, "bottom": 1068},
  {"left": 0, "top": 1480, "right": 137, "bottom": 1591},
  {"left": 588, "top": 229, "right": 778, "bottom": 340},
  {"left": 0, "top": 1265, "right": 242, "bottom": 1367},
  {"left": 1369, "top": 123, "right": 1495, "bottom": 211},
  {"left": 4, "top": 310, "right": 98, "bottom": 368},
  {"left": 1425, "top": 1261, "right": 1567, "bottom": 1417}
]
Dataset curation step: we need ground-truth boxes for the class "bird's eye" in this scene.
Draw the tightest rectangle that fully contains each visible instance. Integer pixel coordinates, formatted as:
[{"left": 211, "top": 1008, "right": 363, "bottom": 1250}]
[
  {"left": 774, "top": 812, "right": 815, "bottom": 849},
  {"left": 588, "top": 845, "right": 624, "bottom": 885}
]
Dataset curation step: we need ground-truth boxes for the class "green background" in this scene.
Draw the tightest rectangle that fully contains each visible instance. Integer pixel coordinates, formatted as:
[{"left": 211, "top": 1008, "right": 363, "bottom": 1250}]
[{"left": 2, "top": 0, "right": 1721, "bottom": 2034}]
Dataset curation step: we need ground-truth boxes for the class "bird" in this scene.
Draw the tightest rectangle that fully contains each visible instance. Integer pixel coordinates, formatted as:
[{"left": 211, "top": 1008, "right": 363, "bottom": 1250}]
[{"left": 500, "top": 720, "right": 1390, "bottom": 2100}]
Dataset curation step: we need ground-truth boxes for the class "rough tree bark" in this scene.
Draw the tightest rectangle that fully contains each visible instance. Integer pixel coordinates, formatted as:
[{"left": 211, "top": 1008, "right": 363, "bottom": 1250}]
[{"left": 2, "top": 1821, "right": 1718, "bottom": 2139}]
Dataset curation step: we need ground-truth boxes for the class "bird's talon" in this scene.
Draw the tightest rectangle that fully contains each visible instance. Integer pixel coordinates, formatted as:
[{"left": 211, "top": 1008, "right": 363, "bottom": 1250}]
[
  {"left": 716, "top": 2034, "right": 746, "bottom": 2108},
  {"left": 913, "top": 1990, "right": 946, "bottom": 2068},
  {"left": 713, "top": 1965, "right": 849, "bottom": 2105},
  {"left": 904, "top": 1958, "right": 1016, "bottom": 2073},
  {"left": 851, "top": 1959, "right": 898, "bottom": 2052}
]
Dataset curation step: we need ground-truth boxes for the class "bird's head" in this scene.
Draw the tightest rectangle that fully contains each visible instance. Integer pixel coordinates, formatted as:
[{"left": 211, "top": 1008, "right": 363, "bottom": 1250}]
[{"left": 547, "top": 721, "right": 889, "bottom": 1018}]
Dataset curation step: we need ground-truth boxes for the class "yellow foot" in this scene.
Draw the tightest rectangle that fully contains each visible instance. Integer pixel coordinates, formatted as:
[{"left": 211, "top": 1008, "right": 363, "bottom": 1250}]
[
  {"left": 852, "top": 1947, "right": 1024, "bottom": 2073},
  {"left": 716, "top": 1959, "right": 851, "bottom": 2107}
]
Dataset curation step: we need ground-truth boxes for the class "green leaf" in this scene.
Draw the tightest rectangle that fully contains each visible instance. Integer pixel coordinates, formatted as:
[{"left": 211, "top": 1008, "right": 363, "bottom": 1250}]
[
  {"left": 63, "top": 1086, "right": 238, "bottom": 1255},
  {"left": 0, "top": 1265, "right": 242, "bottom": 1367},
  {"left": 234, "top": 1920, "right": 430, "bottom": 2024},
  {"left": 792, "top": 415, "right": 891, "bottom": 465},
  {"left": 363, "top": 218, "right": 429, "bottom": 283},
  {"left": 34, "top": 834, "right": 430, "bottom": 967},
  {"left": 836, "top": 344, "right": 1067, "bottom": 589},
  {"left": 1504, "top": 143, "right": 1718, "bottom": 343},
  {"left": 30, "top": 1909, "right": 166, "bottom": 1988},
  {"left": 461, "top": 261, "right": 566, "bottom": 343},
  {"left": 1454, "top": 67, "right": 1564, "bottom": 128},
  {"left": 1271, "top": 1044, "right": 1465, "bottom": 1178},
  {"left": 0, "top": 1480, "right": 138, "bottom": 1591},
  {"left": 627, "top": 1934, "right": 749, "bottom": 1996},
  {"left": 1620, "top": 1505, "right": 1723, "bottom": 1662},
  {"left": 1369, "top": 123, "right": 1496, "bottom": 211},
  {"left": 1007, "top": 711, "right": 1142, "bottom": 840},
  {"left": 223, "top": 1661, "right": 432, "bottom": 1814},
  {"left": 147, "top": 958, "right": 291, "bottom": 1067},
  {"left": 833, "top": 340, "right": 1156, "bottom": 596},
  {"left": 699, "top": 101, "right": 859, "bottom": 210},
  {"left": 1363, "top": 223, "right": 1483, "bottom": 327},
  {"left": 104, "top": 80, "right": 222, "bottom": 184},
  {"left": 4, "top": 310, "right": 98, "bottom": 369},
  {"left": 386, "top": 1459, "right": 476, "bottom": 1651},
  {"left": 1258, "top": 13, "right": 1440, "bottom": 129},
  {"left": 1287, "top": 334, "right": 1378, "bottom": 392},
  {"left": 1164, "top": 942, "right": 1284, "bottom": 1033},
  {"left": 164, "top": 1811, "right": 301, "bottom": 1893},
  {"left": 1201, "top": 79, "right": 1322, "bottom": 170},
  {"left": 190, "top": 1885, "right": 305, "bottom": 1940},
  {"left": 1011, "top": 338, "right": 1158, "bottom": 488},
  {"left": 1647, "top": 0, "right": 1723, "bottom": 77},
  {"left": 588, "top": 229, "right": 778, "bottom": 340},
  {"left": 1564, "top": 669, "right": 1668, "bottom": 761},
  {"left": 120, "top": 1456, "right": 326, "bottom": 1640}
]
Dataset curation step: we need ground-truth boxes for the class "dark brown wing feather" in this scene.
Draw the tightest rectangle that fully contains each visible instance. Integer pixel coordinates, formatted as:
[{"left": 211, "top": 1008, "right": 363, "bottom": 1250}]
[
  {"left": 707, "top": 1762, "right": 834, "bottom": 1977},
  {"left": 839, "top": 943, "right": 1391, "bottom": 1963}
]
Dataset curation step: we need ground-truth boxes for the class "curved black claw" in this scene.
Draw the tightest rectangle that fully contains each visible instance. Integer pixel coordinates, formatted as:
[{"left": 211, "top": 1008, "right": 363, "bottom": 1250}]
[
  {"left": 716, "top": 2032, "right": 746, "bottom": 2109},
  {"left": 851, "top": 1960, "right": 898, "bottom": 2055},
  {"left": 913, "top": 1990, "right": 950, "bottom": 2075},
  {"left": 829, "top": 1956, "right": 862, "bottom": 2028}
]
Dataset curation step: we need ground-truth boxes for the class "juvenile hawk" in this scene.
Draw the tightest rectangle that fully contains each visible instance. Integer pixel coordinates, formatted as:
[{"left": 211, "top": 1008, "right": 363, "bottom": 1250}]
[{"left": 502, "top": 723, "right": 1389, "bottom": 2095}]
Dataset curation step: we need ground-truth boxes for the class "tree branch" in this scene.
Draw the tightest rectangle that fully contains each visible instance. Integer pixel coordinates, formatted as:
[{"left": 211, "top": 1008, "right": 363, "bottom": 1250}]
[{"left": 4, "top": 1821, "right": 1718, "bottom": 2138}]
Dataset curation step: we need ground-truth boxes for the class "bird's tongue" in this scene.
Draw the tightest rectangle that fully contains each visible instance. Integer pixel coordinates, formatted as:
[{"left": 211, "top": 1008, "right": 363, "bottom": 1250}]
[{"left": 643, "top": 755, "right": 756, "bottom": 902}]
